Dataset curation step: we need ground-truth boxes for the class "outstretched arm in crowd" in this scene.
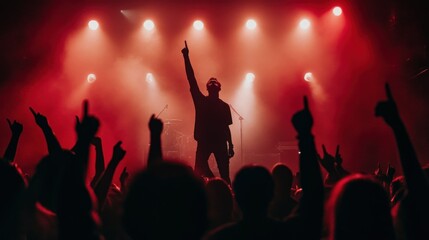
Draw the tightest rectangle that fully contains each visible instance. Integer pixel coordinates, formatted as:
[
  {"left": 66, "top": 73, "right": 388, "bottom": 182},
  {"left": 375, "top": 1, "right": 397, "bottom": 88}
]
[
  {"left": 333, "top": 145, "right": 350, "bottom": 178},
  {"left": 3, "top": 119, "right": 23, "bottom": 162},
  {"left": 147, "top": 114, "right": 163, "bottom": 167},
  {"left": 318, "top": 144, "right": 340, "bottom": 185},
  {"left": 93, "top": 141, "right": 126, "bottom": 209},
  {"left": 375, "top": 84, "right": 429, "bottom": 238},
  {"left": 57, "top": 100, "right": 102, "bottom": 239},
  {"left": 375, "top": 84, "right": 429, "bottom": 197},
  {"left": 90, "top": 137, "right": 105, "bottom": 188},
  {"left": 318, "top": 144, "right": 349, "bottom": 185},
  {"left": 25, "top": 109, "right": 65, "bottom": 213},
  {"left": 29, "top": 107, "right": 62, "bottom": 155},
  {"left": 290, "top": 96, "right": 324, "bottom": 239},
  {"left": 119, "top": 167, "right": 129, "bottom": 192}
]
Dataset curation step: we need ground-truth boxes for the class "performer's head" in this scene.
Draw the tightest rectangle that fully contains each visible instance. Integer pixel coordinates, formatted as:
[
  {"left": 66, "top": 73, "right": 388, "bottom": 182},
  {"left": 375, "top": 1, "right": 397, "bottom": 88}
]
[{"left": 206, "top": 77, "right": 221, "bottom": 96}]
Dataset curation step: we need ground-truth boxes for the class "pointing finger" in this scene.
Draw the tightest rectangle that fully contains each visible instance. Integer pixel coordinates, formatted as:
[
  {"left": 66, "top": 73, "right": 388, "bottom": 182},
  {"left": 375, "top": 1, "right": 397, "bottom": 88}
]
[
  {"left": 83, "top": 100, "right": 89, "bottom": 117},
  {"left": 335, "top": 145, "right": 340, "bottom": 156},
  {"left": 385, "top": 83, "right": 393, "bottom": 101},
  {"left": 303, "top": 96, "right": 309, "bottom": 110},
  {"left": 29, "top": 107, "right": 37, "bottom": 117}
]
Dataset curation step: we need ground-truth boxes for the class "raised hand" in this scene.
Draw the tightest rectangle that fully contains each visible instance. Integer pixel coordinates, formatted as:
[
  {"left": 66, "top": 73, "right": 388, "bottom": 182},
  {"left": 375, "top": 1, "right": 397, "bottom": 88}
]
[
  {"left": 334, "top": 145, "right": 342, "bottom": 164},
  {"left": 75, "top": 100, "right": 99, "bottom": 140},
  {"left": 120, "top": 167, "right": 129, "bottom": 191},
  {"left": 29, "top": 107, "right": 49, "bottom": 129},
  {"left": 148, "top": 114, "right": 163, "bottom": 166},
  {"left": 120, "top": 167, "right": 129, "bottom": 183},
  {"left": 149, "top": 114, "right": 163, "bottom": 136},
  {"left": 7, "top": 119, "right": 23, "bottom": 136},
  {"left": 319, "top": 144, "right": 336, "bottom": 172},
  {"left": 4, "top": 119, "right": 23, "bottom": 162},
  {"left": 292, "top": 96, "right": 313, "bottom": 136},
  {"left": 181, "top": 40, "right": 189, "bottom": 56},
  {"left": 375, "top": 83, "right": 401, "bottom": 127},
  {"left": 111, "top": 141, "right": 126, "bottom": 163}
]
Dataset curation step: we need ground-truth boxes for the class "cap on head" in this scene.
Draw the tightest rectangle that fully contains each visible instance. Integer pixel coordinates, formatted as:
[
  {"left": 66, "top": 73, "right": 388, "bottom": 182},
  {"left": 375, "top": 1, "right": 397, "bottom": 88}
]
[{"left": 206, "top": 77, "right": 221, "bottom": 91}]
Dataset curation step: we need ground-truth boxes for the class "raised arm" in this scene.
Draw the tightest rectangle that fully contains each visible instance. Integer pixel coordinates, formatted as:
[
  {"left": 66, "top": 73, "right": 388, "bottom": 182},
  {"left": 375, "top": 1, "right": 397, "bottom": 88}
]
[
  {"left": 93, "top": 141, "right": 126, "bottom": 209},
  {"left": 90, "top": 137, "right": 105, "bottom": 188},
  {"left": 3, "top": 119, "right": 23, "bottom": 162},
  {"left": 57, "top": 100, "right": 102, "bottom": 239},
  {"left": 375, "top": 84, "right": 429, "bottom": 197},
  {"left": 119, "top": 167, "right": 129, "bottom": 192},
  {"left": 182, "top": 41, "right": 200, "bottom": 91},
  {"left": 147, "top": 114, "right": 163, "bottom": 167},
  {"left": 29, "top": 107, "right": 62, "bottom": 155},
  {"left": 290, "top": 96, "right": 324, "bottom": 239}
]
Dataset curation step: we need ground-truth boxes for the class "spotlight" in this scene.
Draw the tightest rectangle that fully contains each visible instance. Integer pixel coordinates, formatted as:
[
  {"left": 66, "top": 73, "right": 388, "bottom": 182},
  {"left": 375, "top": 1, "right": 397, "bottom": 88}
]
[
  {"left": 246, "top": 19, "right": 257, "bottom": 30},
  {"left": 245, "top": 72, "right": 255, "bottom": 83},
  {"left": 193, "top": 20, "right": 204, "bottom": 30},
  {"left": 299, "top": 19, "right": 311, "bottom": 30},
  {"left": 146, "top": 73, "right": 155, "bottom": 83},
  {"left": 88, "top": 20, "right": 99, "bottom": 30},
  {"left": 143, "top": 19, "right": 155, "bottom": 31},
  {"left": 304, "top": 72, "right": 313, "bottom": 82},
  {"left": 332, "top": 6, "right": 343, "bottom": 16},
  {"left": 87, "top": 73, "right": 97, "bottom": 83}
]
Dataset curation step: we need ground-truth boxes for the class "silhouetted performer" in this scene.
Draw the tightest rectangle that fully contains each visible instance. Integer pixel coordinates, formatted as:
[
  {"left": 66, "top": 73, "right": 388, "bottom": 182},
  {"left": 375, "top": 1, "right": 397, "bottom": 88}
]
[{"left": 181, "top": 41, "right": 234, "bottom": 184}]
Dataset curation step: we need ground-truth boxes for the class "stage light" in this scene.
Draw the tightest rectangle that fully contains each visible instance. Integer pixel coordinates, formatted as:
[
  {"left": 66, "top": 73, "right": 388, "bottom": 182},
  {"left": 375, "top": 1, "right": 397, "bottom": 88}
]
[
  {"left": 193, "top": 20, "right": 204, "bottom": 30},
  {"left": 246, "top": 19, "right": 257, "bottom": 30},
  {"left": 332, "top": 6, "right": 343, "bottom": 16},
  {"left": 245, "top": 72, "right": 255, "bottom": 83},
  {"left": 146, "top": 73, "right": 155, "bottom": 83},
  {"left": 87, "top": 73, "right": 97, "bottom": 83},
  {"left": 88, "top": 20, "right": 99, "bottom": 30},
  {"left": 299, "top": 19, "right": 311, "bottom": 30},
  {"left": 143, "top": 19, "right": 155, "bottom": 31},
  {"left": 304, "top": 72, "right": 313, "bottom": 82}
]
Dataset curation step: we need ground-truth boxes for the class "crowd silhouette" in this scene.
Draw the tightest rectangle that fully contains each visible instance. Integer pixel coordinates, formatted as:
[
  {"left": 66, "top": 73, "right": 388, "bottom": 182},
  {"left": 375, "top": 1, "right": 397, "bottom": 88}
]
[{"left": 1, "top": 43, "right": 429, "bottom": 240}]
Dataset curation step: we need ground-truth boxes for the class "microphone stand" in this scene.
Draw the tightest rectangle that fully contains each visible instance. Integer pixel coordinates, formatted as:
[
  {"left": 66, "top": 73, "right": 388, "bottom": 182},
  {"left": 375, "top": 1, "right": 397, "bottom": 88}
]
[
  {"left": 156, "top": 104, "right": 168, "bottom": 118},
  {"left": 229, "top": 104, "right": 244, "bottom": 166}
]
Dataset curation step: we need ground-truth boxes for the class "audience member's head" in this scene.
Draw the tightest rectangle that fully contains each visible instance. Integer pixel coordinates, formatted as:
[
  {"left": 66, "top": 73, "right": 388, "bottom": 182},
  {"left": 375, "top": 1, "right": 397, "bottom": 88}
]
[
  {"left": 327, "top": 174, "right": 395, "bottom": 240},
  {"left": 233, "top": 165, "right": 274, "bottom": 219},
  {"left": 271, "top": 163, "right": 293, "bottom": 195},
  {"left": 205, "top": 177, "right": 233, "bottom": 229},
  {"left": 123, "top": 161, "right": 207, "bottom": 240},
  {"left": 31, "top": 151, "right": 74, "bottom": 213}
]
